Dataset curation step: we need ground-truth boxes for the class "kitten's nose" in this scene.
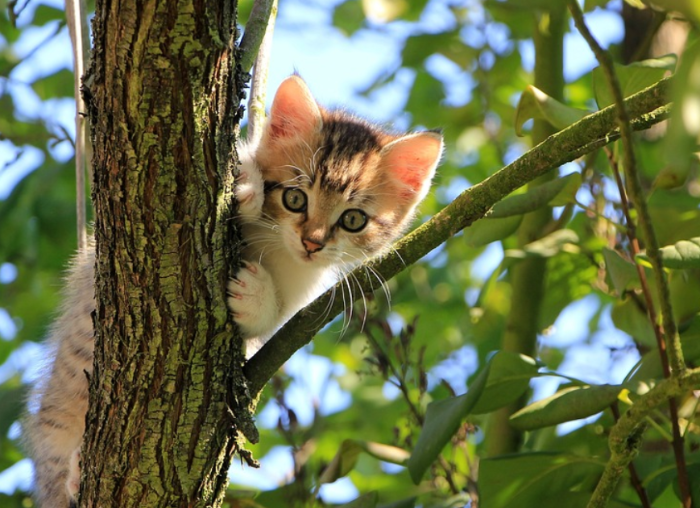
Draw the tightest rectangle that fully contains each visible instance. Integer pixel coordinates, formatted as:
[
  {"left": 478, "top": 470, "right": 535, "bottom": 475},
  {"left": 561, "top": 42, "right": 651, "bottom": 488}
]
[{"left": 302, "top": 238, "right": 324, "bottom": 253}]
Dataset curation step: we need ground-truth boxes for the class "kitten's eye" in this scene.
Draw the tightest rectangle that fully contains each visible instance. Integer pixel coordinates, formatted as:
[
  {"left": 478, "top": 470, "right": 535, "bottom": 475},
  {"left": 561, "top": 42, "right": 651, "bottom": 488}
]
[
  {"left": 339, "top": 209, "right": 368, "bottom": 232},
  {"left": 283, "top": 188, "right": 307, "bottom": 212}
]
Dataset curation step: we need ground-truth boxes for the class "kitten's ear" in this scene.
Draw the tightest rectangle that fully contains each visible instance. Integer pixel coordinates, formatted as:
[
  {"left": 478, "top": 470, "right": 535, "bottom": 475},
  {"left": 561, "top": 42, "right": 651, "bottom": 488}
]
[
  {"left": 380, "top": 132, "right": 443, "bottom": 204},
  {"left": 267, "top": 76, "right": 322, "bottom": 140}
]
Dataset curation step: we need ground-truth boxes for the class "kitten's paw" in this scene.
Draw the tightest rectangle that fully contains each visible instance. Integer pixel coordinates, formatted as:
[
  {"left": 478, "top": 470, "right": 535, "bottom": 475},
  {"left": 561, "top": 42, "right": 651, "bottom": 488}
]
[
  {"left": 228, "top": 261, "right": 279, "bottom": 338},
  {"left": 65, "top": 447, "right": 81, "bottom": 502},
  {"left": 235, "top": 165, "right": 265, "bottom": 218}
]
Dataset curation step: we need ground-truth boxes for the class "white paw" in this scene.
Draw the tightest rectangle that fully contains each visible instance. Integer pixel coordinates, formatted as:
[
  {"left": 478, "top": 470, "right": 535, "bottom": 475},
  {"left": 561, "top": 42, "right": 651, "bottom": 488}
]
[
  {"left": 228, "top": 261, "right": 279, "bottom": 339},
  {"left": 235, "top": 164, "right": 265, "bottom": 218},
  {"left": 65, "top": 447, "right": 81, "bottom": 502}
]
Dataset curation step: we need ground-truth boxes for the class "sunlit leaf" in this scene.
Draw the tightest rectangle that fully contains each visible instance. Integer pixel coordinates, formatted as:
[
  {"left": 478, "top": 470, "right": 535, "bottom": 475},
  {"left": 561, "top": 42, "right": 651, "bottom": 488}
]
[
  {"left": 509, "top": 384, "right": 621, "bottom": 431},
  {"left": 515, "top": 85, "right": 590, "bottom": 136},
  {"left": 593, "top": 55, "right": 677, "bottom": 109},
  {"left": 638, "top": 237, "right": 700, "bottom": 269}
]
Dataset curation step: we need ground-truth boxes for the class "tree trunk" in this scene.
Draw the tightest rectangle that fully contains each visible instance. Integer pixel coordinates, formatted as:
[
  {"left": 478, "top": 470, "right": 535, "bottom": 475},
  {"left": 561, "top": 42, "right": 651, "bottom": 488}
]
[{"left": 81, "top": 0, "right": 257, "bottom": 505}]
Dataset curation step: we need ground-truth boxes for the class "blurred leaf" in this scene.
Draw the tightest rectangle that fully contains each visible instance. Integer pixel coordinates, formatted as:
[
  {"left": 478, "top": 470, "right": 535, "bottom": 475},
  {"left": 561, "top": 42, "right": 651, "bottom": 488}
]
[
  {"left": 378, "top": 498, "right": 416, "bottom": 508},
  {"left": 362, "top": 0, "right": 406, "bottom": 23},
  {"left": 648, "top": 0, "right": 700, "bottom": 21},
  {"left": 509, "top": 384, "right": 621, "bottom": 431},
  {"left": 337, "top": 491, "right": 379, "bottom": 508},
  {"left": 407, "top": 355, "right": 491, "bottom": 484},
  {"left": 505, "top": 229, "right": 579, "bottom": 259},
  {"left": 515, "top": 85, "right": 590, "bottom": 136},
  {"left": 637, "top": 237, "right": 700, "bottom": 269},
  {"left": 333, "top": 0, "right": 365, "bottom": 36},
  {"left": 480, "top": 452, "right": 604, "bottom": 508},
  {"left": 662, "top": 38, "right": 700, "bottom": 187},
  {"left": 31, "top": 4, "right": 64, "bottom": 25},
  {"left": 402, "top": 30, "right": 473, "bottom": 69},
  {"left": 611, "top": 297, "right": 657, "bottom": 347},
  {"left": 603, "top": 247, "right": 638, "bottom": 294},
  {"left": 464, "top": 215, "right": 522, "bottom": 248},
  {"left": 490, "top": 173, "right": 582, "bottom": 218},
  {"left": 593, "top": 55, "right": 676, "bottom": 109},
  {"left": 319, "top": 440, "right": 409, "bottom": 485},
  {"left": 31, "top": 68, "right": 75, "bottom": 100},
  {"left": 470, "top": 351, "right": 540, "bottom": 414}
]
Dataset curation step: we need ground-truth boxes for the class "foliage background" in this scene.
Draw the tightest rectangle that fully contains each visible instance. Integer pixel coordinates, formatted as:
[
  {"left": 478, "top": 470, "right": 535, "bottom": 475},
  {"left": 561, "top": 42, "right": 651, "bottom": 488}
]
[{"left": 0, "top": 0, "right": 699, "bottom": 507}]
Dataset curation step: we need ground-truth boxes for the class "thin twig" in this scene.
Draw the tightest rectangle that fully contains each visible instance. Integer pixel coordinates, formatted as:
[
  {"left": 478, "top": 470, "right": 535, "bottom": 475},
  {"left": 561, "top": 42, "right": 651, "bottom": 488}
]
[
  {"left": 567, "top": 4, "right": 690, "bottom": 507},
  {"left": 243, "top": 78, "right": 673, "bottom": 397},
  {"left": 246, "top": 0, "right": 278, "bottom": 146},
  {"left": 605, "top": 147, "right": 669, "bottom": 374},
  {"left": 238, "top": 0, "right": 276, "bottom": 73},
  {"left": 65, "top": 0, "right": 90, "bottom": 253}
]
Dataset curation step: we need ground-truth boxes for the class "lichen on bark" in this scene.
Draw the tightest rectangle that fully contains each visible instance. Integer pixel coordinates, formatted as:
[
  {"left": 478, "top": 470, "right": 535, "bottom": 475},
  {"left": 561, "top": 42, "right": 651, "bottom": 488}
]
[{"left": 81, "top": 0, "right": 257, "bottom": 506}]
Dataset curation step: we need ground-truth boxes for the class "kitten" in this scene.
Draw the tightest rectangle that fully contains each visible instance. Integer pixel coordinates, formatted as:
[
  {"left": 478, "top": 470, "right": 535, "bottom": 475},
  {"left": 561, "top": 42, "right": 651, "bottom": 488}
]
[
  {"left": 24, "top": 75, "right": 442, "bottom": 507},
  {"left": 230, "top": 76, "right": 443, "bottom": 351}
]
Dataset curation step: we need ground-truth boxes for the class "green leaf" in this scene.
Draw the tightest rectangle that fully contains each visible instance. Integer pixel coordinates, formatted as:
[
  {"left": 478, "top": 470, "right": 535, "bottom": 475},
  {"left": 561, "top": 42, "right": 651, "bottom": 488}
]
[
  {"left": 361, "top": 0, "right": 407, "bottom": 22},
  {"left": 337, "top": 492, "right": 379, "bottom": 508},
  {"left": 463, "top": 215, "right": 522, "bottom": 247},
  {"left": 661, "top": 39, "right": 700, "bottom": 188},
  {"left": 515, "top": 85, "right": 590, "bottom": 136},
  {"left": 470, "top": 351, "right": 540, "bottom": 414},
  {"left": 490, "top": 172, "right": 582, "bottom": 218},
  {"left": 480, "top": 452, "right": 604, "bottom": 508},
  {"left": 593, "top": 55, "right": 677, "bottom": 109},
  {"left": 602, "top": 247, "right": 638, "bottom": 294},
  {"left": 647, "top": 0, "right": 700, "bottom": 21},
  {"left": 644, "top": 237, "right": 700, "bottom": 269},
  {"left": 31, "top": 4, "right": 64, "bottom": 25},
  {"left": 319, "top": 440, "right": 410, "bottom": 485},
  {"left": 333, "top": 0, "right": 365, "bottom": 36},
  {"left": 378, "top": 498, "right": 416, "bottom": 508},
  {"left": 509, "top": 384, "right": 621, "bottom": 431},
  {"left": 611, "top": 297, "right": 657, "bottom": 347},
  {"left": 31, "top": 68, "right": 75, "bottom": 100},
  {"left": 406, "top": 356, "right": 492, "bottom": 484},
  {"left": 505, "top": 229, "right": 579, "bottom": 259}
]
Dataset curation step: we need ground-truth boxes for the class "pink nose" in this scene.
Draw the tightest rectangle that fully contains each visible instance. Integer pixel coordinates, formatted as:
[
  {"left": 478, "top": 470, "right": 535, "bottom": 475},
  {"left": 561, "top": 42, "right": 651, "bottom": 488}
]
[{"left": 302, "top": 239, "right": 324, "bottom": 253}]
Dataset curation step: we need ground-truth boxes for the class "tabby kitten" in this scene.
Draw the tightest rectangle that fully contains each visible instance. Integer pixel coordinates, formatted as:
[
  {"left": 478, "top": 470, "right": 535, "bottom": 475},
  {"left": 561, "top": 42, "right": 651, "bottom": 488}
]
[{"left": 25, "top": 75, "right": 442, "bottom": 507}]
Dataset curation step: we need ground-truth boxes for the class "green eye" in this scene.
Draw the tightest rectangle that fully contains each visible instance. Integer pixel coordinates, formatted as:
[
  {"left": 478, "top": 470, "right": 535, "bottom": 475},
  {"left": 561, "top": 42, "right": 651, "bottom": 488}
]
[
  {"left": 283, "top": 188, "right": 307, "bottom": 212},
  {"left": 339, "top": 209, "right": 368, "bottom": 232}
]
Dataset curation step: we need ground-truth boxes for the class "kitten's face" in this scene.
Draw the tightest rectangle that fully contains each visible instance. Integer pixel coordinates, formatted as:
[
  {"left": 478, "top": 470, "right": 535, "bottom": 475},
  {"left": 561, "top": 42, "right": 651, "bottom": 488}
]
[
  {"left": 254, "top": 76, "right": 442, "bottom": 269},
  {"left": 259, "top": 139, "right": 398, "bottom": 268}
]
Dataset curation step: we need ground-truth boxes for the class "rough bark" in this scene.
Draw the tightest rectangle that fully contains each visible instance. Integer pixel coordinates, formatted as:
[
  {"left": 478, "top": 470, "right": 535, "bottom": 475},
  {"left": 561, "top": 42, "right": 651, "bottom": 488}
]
[{"left": 81, "top": 0, "right": 257, "bottom": 506}]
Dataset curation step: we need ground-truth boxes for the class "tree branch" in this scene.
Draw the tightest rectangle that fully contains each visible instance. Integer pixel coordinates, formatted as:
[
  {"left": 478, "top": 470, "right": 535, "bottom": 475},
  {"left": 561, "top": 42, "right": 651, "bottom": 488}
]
[
  {"left": 568, "top": 4, "right": 689, "bottom": 506},
  {"left": 246, "top": 0, "right": 277, "bottom": 146},
  {"left": 587, "top": 367, "right": 700, "bottom": 508},
  {"left": 238, "top": 0, "right": 276, "bottom": 73},
  {"left": 243, "top": 76, "right": 672, "bottom": 397},
  {"left": 65, "top": 0, "right": 90, "bottom": 252}
]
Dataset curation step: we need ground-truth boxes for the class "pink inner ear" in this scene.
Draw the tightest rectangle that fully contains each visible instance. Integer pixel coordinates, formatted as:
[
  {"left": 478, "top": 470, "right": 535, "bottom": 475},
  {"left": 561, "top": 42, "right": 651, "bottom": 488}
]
[
  {"left": 382, "top": 133, "right": 443, "bottom": 200},
  {"left": 268, "top": 76, "right": 321, "bottom": 140}
]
